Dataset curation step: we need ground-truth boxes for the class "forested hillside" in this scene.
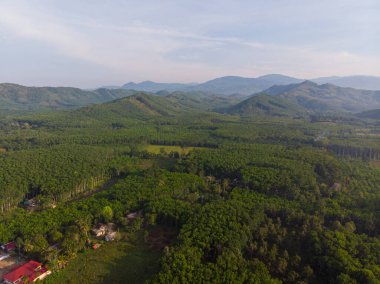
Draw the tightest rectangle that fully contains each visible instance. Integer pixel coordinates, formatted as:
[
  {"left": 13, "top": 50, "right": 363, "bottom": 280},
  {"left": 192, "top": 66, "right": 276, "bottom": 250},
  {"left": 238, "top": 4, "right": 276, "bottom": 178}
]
[
  {"left": 0, "top": 90, "right": 379, "bottom": 284},
  {"left": 119, "top": 74, "right": 380, "bottom": 94},
  {"left": 357, "top": 109, "right": 380, "bottom": 119},
  {"left": 0, "top": 83, "right": 137, "bottom": 111},
  {"left": 262, "top": 81, "right": 380, "bottom": 112},
  {"left": 225, "top": 94, "right": 306, "bottom": 117}
]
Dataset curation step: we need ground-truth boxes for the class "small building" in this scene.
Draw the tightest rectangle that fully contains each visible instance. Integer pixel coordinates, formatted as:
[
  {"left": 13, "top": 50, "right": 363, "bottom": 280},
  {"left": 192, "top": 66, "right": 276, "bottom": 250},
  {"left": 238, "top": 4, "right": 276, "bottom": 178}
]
[
  {"left": 127, "top": 212, "right": 138, "bottom": 220},
  {"left": 0, "top": 252, "right": 10, "bottom": 261},
  {"left": 0, "top": 250, "right": 10, "bottom": 261},
  {"left": 1, "top": 242, "right": 16, "bottom": 253},
  {"left": 91, "top": 225, "right": 106, "bottom": 237},
  {"left": 3, "top": 260, "right": 51, "bottom": 284},
  {"left": 92, "top": 244, "right": 101, "bottom": 250},
  {"left": 105, "top": 232, "right": 117, "bottom": 242},
  {"left": 127, "top": 211, "right": 142, "bottom": 220},
  {"left": 91, "top": 223, "right": 117, "bottom": 241}
]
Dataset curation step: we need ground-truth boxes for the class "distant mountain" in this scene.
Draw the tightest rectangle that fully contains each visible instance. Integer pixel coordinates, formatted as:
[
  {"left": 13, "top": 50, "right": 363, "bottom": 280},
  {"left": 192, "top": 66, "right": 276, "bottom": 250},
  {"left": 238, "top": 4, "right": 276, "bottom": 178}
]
[
  {"left": 262, "top": 81, "right": 380, "bottom": 112},
  {"left": 99, "top": 85, "right": 121, "bottom": 89},
  {"left": 122, "top": 81, "right": 192, "bottom": 93},
  {"left": 189, "top": 76, "right": 269, "bottom": 95},
  {"left": 312, "top": 76, "right": 380, "bottom": 91},
  {"left": 356, "top": 109, "right": 380, "bottom": 119},
  {"left": 120, "top": 75, "right": 303, "bottom": 96},
  {"left": 225, "top": 93, "right": 305, "bottom": 117},
  {"left": 163, "top": 91, "right": 241, "bottom": 111},
  {"left": 0, "top": 83, "right": 136, "bottom": 111},
  {"left": 256, "top": 74, "right": 303, "bottom": 85},
  {"left": 5, "top": 75, "right": 380, "bottom": 114},
  {"left": 115, "top": 75, "right": 380, "bottom": 96}
]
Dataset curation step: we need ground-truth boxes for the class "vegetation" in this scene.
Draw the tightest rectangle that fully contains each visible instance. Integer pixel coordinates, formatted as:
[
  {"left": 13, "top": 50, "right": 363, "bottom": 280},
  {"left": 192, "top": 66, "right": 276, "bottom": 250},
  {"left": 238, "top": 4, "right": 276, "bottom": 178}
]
[
  {"left": 44, "top": 231, "right": 162, "bottom": 284},
  {"left": 263, "top": 81, "right": 380, "bottom": 112},
  {"left": 0, "top": 83, "right": 138, "bottom": 111},
  {"left": 0, "top": 89, "right": 379, "bottom": 283}
]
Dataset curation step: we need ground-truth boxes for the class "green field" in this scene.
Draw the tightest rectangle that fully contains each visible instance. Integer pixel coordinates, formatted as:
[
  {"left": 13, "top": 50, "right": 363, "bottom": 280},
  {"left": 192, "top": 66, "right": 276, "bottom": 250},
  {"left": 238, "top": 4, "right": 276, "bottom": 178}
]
[
  {"left": 44, "top": 232, "right": 162, "bottom": 284},
  {"left": 143, "top": 145, "right": 204, "bottom": 155}
]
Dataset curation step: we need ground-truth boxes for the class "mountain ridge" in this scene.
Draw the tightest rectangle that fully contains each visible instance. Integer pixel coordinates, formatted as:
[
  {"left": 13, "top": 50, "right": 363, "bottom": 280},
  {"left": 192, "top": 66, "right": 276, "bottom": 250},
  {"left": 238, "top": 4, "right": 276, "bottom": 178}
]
[
  {"left": 0, "top": 83, "right": 138, "bottom": 111},
  {"left": 224, "top": 93, "right": 306, "bottom": 117},
  {"left": 260, "top": 81, "right": 380, "bottom": 112},
  {"left": 118, "top": 74, "right": 380, "bottom": 95}
]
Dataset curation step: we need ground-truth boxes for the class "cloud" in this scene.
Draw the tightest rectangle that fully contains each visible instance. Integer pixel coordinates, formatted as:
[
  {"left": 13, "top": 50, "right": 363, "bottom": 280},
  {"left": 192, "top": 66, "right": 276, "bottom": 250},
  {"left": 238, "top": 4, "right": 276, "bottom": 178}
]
[
  {"left": 0, "top": 2, "right": 115, "bottom": 69},
  {"left": 0, "top": 0, "right": 379, "bottom": 87}
]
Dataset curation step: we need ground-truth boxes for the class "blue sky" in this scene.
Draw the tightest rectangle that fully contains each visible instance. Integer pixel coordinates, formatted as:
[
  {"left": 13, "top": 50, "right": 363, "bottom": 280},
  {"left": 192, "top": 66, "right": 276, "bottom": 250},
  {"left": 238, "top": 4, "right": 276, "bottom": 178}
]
[{"left": 0, "top": 0, "right": 379, "bottom": 88}]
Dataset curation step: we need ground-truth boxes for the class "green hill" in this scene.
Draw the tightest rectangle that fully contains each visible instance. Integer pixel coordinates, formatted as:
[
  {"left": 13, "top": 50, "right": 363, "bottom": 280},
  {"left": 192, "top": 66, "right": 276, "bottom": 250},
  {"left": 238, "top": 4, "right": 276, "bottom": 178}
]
[
  {"left": 163, "top": 91, "right": 241, "bottom": 111},
  {"left": 0, "top": 83, "right": 136, "bottom": 111},
  {"left": 225, "top": 94, "right": 306, "bottom": 117},
  {"left": 263, "top": 81, "right": 380, "bottom": 112},
  {"left": 75, "top": 92, "right": 189, "bottom": 121},
  {"left": 356, "top": 109, "right": 380, "bottom": 119}
]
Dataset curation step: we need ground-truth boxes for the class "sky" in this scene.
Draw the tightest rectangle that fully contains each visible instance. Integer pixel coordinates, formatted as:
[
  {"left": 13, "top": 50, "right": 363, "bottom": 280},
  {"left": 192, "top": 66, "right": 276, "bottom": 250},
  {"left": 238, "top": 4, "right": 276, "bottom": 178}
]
[{"left": 0, "top": 0, "right": 379, "bottom": 88}]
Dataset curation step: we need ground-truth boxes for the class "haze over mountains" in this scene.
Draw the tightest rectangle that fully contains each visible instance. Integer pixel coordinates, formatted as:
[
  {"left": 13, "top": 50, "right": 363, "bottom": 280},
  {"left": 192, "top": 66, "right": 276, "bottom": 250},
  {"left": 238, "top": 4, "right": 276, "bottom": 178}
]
[
  {"left": 260, "top": 81, "right": 380, "bottom": 113},
  {"left": 0, "top": 83, "right": 138, "bottom": 111},
  {"left": 1, "top": 74, "right": 380, "bottom": 116},
  {"left": 118, "top": 74, "right": 380, "bottom": 95}
]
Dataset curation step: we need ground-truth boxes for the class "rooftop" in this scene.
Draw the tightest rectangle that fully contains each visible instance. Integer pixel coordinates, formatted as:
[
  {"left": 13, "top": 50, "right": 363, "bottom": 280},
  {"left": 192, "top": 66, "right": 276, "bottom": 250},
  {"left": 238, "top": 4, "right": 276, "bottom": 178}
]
[{"left": 3, "top": 260, "right": 47, "bottom": 283}]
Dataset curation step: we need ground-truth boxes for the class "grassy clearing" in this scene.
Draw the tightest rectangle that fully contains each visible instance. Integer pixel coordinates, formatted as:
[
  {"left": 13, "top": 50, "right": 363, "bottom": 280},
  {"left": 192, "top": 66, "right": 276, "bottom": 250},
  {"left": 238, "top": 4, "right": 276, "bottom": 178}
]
[
  {"left": 143, "top": 145, "right": 205, "bottom": 155},
  {"left": 44, "top": 232, "right": 162, "bottom": 284},
  {"left": 369, "top": 160, "right": 380, "bottom": 169}
]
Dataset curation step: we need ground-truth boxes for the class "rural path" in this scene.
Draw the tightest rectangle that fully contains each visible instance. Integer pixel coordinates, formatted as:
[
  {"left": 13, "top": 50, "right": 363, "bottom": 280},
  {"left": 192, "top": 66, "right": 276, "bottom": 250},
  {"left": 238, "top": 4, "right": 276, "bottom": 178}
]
[{"left": 67, "top": 175, "right": 125, "bottom": 204}]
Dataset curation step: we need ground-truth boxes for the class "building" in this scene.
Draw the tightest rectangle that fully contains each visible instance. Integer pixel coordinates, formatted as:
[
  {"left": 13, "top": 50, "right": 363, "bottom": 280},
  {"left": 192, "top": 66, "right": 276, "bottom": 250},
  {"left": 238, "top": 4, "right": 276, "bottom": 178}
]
[
  {"left": 91, "top": 223, "right": 117, "bottom": 240},
  {"left": 92, "top": 243, "right": 101, "bottom": 250},
  {"left": 3, "top": 260, "right": 51, "bottom": 284},
  {"left": 0, "top": 252, "right": 10, "bottom": 261},
  {"left": 127, "top": 210, "right": 142, "bottom": 220},
  {"left": 1, "top": 242, "right": 16, "bottom": 253},
  {"left": 105, "top": 231, "right": 117, "bottom": 242},
  {"left": 91, "top": 225, "right": 106, "bottom": 237}
]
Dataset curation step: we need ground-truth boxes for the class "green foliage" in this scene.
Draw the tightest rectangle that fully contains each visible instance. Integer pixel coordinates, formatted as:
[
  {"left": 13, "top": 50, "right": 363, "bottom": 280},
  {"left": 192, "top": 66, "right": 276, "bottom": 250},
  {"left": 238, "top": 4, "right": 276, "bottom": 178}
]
[
  {"left": 101, "top": 206, "right": 113, "bottom": 223},
  {"left": 226, "top": 93, "right": 306, "bottom": 117},
  {"left": 0, "top": 83, "right": 138, "bottom": 111},
  {"left": 0, "top": 91, "right": 379, "bottom": 283}
]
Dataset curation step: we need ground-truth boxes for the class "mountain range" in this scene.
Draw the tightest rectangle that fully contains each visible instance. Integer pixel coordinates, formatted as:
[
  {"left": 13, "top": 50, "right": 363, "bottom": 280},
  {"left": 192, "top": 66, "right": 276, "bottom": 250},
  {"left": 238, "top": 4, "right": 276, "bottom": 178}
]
[
  {"left": 117, "top": 74, "right": 302, "bottom": 95},
  {"left": 260, "top": 81, "right": 380, "bottom": 113},
  {"left": 117, "top": 74, "right": 380, "bottom": 95},
  {"left": 2, "top": 77, "right": 380, "bottom": 116},
  {"left": 71, "top": 81, "right": 380, "bottom": 121}
]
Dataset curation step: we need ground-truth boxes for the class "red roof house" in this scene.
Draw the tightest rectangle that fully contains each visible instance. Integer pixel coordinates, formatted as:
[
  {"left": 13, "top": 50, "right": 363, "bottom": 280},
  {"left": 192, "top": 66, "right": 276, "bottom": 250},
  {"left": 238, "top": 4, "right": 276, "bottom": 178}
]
[
  {"left": 3, "top": 260, "right": 51, "bottom": 284},
  {"left": 1, "top": 241, "right": 16, "bottom": 253}
]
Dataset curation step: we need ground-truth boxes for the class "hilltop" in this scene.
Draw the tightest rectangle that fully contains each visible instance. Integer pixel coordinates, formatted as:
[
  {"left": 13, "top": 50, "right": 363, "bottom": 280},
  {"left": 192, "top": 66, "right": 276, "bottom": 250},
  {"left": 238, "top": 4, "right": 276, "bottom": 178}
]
[
  {"left": 118, "top": 74, "right": 380, "bottom": 95},
  {"left": 0, "top": 83, "right": 137, "bottom": 112},
  {"left": 225, "top": 93, "right": 305, "bottom": 117},
  {"left": 262, "top": 81, "right": 380, "bottom": 112}
]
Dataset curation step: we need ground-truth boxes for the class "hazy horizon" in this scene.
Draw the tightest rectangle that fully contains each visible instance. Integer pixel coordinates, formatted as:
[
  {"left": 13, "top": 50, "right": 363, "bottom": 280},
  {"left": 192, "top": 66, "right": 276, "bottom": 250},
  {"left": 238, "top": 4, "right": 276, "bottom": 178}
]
[{"left": 1, "top": 0, "right": 379, "bottom": 88}]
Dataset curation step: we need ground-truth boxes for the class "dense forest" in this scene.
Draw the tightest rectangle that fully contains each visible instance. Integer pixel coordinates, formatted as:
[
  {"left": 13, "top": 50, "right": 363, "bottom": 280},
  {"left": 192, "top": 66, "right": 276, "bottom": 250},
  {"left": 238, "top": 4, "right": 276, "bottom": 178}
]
[{"left": 0, "top": 89, "right": 379, "bottom": 283}]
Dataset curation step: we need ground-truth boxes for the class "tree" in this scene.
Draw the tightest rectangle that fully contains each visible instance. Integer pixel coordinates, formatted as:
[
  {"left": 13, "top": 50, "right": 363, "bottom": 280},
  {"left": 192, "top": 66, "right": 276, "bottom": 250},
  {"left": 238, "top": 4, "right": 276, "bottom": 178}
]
[{"left": 102, "top": 206, "right": 113, "bottom": 223}]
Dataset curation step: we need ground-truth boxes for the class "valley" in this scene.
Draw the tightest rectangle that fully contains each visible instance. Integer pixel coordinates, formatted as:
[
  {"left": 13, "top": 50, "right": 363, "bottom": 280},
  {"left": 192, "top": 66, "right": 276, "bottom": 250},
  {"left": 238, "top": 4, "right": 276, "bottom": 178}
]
[
  {"left": 0, "top": 79, "right": 379, "bottom": 283},
  {"left": 1, "top": 1, "right": 379, "bottom": 282}
]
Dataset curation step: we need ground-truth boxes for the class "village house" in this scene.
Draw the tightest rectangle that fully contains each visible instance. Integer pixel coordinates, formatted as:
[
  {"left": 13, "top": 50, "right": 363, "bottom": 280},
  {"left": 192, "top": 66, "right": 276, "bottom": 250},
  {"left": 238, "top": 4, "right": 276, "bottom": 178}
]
[
  {"left": 91, "top": 223, "right": 117, "bottom": 241},
  {"left": 105, "top": 231, "right": 117, "bottom": 242},
  {"left": 92, "top": 243, "right": 101, "bottom": 250},
  {"left": 0, "top": 251, "right": 10, "bottom": 261},
  {"left": 91, "top": 224, "right": 107, "bottom": 237},
  {"left": 127, "top": 210, "right": 143, "bottom": 221},
  {"left": 126, "top": 212, "right": 138, "bottom": 220},
  {"left": 2, "top": 260, "right": 51, "bottom": 284},
  {"left": 1, "top": 242, "right": 16, "bottom": 253}
]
